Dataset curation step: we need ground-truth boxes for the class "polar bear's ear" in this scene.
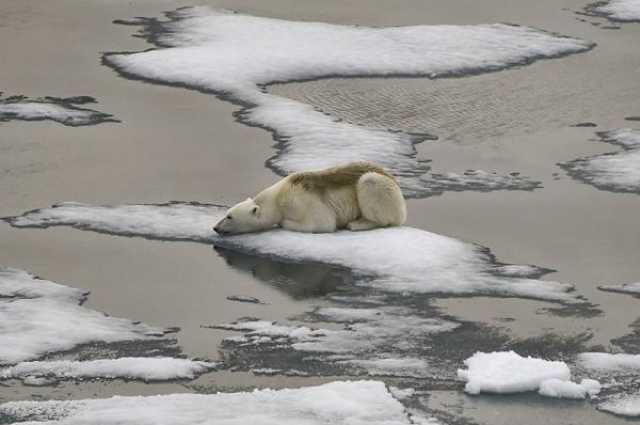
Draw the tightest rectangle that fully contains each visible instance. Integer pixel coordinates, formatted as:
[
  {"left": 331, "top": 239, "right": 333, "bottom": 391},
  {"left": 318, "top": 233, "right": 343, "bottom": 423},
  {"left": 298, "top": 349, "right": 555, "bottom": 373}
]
[{"left": 251, "top": 205, "right": 260, "bottom": 216}]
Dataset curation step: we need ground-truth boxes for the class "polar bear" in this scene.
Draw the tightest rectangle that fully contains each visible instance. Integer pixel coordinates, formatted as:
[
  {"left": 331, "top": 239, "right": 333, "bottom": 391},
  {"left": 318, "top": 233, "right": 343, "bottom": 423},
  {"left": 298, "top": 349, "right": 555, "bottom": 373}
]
[{"left": 213, "top": 161, "right": 407, "bottom": 235}]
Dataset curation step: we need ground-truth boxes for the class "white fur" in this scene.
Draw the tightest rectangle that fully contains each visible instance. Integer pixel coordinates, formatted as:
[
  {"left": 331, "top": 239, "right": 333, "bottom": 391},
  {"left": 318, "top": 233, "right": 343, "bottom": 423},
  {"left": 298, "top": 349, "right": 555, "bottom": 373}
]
[{"left": 214, "top": 166, "right": 407, "bottom": 235}]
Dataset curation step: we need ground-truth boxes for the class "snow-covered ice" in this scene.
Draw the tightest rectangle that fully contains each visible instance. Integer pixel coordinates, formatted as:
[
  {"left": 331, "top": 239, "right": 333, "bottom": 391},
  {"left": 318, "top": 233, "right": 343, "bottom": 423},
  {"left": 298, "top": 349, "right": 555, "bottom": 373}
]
[
  {"left": 0, "top": 380, "right": 414, "bottom": 425},
  {"left": 578, "top": 352, "right": 640, "bottom": 372},
  {"left": 599, "top": 394, "right": 640, "bottom": 417},
  {"left": 598, "top": 281, "right": 640, "bottom": 296},
  {"left": 104, "top": 7, "right": 593, "bottom": 197},
  {"left": 0, "top": 358, "right": 216, "bottom": 382},
  {"left": 560, "top": 129, "right": 640, "bottom": 194},
  {"left": 457, "top": 351, "right": 571, "bottom": 394},
  {"left": 586, "top": 0, "right": 640, "bottom": 22},
  {"left": 4, "top": 202, "right": 579, "bottom": 302},
  {"left": 0, "top": 93, "right": 117, "bottom": 127},
  {"left": 538, "top": 378, "right": 601, "bottom": 399},
  {"left": 0, "top": 266, "right": 172, "bottom": 365}
]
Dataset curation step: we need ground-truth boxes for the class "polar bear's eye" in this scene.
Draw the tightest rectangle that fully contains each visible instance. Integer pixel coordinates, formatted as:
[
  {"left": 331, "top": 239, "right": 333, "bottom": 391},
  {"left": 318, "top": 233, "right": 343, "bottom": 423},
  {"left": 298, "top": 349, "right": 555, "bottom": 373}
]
[{"left": 227, "top": 215, "right": 233, "bottom": 220}]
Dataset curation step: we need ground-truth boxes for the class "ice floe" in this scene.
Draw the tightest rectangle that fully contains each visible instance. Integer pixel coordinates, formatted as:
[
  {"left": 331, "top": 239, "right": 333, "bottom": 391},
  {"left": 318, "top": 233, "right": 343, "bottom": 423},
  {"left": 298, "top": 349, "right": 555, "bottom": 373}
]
[
  {"left": 4, "top": 202, "right": 579, "bottom": 302},
  {"left": 538, "top": 378, "right": 601, "bottom": 399},
  {"left": 578, "top": 352, "right": 640, "bottom": 371},
  {"left": 598, "top": 281, "right": 640, "bottom": 296},
  {"left": 0, "top": 380, "right": 414, "bottom": 425},
  {"left": 458, "top": 351, "right": 572, "bottom": 394},
  {"left": 585, "top": 0, "right": 640, "bottom": 22},
  {"left": 0, "top": 93, "right": 118, "bottom": 127},
  {"left": 103, "top": 7, "right": 593, "bottom": 197},
  {"left": 560, "top": 128, "right": 640, "bottom": 194},
  {"left": 0, "top": 266, "right": 173, "bottom": 365},
  {"left": 0, "top": 358, "right": 216, "bottom": 382}
]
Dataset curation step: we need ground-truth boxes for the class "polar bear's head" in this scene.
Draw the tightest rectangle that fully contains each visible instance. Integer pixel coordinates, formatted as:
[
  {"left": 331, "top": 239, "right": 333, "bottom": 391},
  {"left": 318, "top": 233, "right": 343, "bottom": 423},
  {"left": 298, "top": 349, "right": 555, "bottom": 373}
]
[{"left": 214, "top": 198, "right": 270, "bottom": 235}]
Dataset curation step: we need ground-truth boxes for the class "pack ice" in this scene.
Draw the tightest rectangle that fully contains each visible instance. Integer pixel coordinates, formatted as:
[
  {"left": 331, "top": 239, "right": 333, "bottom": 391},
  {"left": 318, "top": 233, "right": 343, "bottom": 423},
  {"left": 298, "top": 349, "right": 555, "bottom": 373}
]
[
  {"left": 0, "top": 380, "right": 415, "bottom": 425},
  {"left": 5, "top": 202, "right": 579, "bottom": 302},
  {"left": 103, "top": 7, "right": 593, "bottom": 197}
]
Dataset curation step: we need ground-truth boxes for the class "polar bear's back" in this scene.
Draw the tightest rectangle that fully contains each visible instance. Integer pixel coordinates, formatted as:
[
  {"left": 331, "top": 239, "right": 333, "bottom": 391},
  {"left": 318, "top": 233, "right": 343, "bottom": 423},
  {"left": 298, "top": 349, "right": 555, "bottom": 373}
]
[{"left": 288, "top": 161, "right": 394, "bottom": 193}]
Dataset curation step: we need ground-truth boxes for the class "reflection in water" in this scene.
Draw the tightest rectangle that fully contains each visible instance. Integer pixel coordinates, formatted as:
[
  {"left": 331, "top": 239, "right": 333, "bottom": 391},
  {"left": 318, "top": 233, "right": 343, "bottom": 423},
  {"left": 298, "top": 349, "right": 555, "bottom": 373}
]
[{"left": 214, "top": 246, "right": 352, "bottom": 299}]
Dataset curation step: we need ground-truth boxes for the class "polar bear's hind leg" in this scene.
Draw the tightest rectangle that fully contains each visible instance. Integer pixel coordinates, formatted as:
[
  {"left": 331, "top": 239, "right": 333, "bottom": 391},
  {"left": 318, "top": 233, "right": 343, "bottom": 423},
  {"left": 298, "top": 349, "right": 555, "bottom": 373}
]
[{"left": 349, "top": 172, "right": 407, "bottom": 231}]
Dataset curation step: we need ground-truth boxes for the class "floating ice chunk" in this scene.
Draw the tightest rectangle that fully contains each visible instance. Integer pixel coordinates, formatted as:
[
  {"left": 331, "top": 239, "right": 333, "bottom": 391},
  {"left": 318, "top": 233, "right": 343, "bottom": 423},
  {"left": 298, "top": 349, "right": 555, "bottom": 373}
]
[
  {"left": 457, "top": 351, "right": 571, "bottom": 394},
  {"left": 599, "top": 394, "right": 640, "bottom": 417},
  {"left": 560, "top": 129, "right": 640, "bottom": 194},
  {"left": 4, "top": 202, "right": 579, "bottom": 302},
  {"left": 103, "top": 7, "right": 592, "bottom": 197},
  {"left": 0, "top": 358, "right": 216, "bottom": 382},
  {"left": 0, "top": 93, "right": 117, "bottom": 127},
  {"left": 0, "top": 380, "right": 414, "bottom": 425},
  {"left": 586, "top": 0, "right": 640, "bottom": 22},
  {"left": 538, "top": 378, "right": 601, "bottom": 399},
  {"left": 0, "top": 266, "right": 171, "bottom": 364},
  {"left": 578, "top": 352, "right": 640, "bottom": 371},
  {"left": 0, "top": 266, "right": 86, "bottom": 302},
  {"left": 598, "top": 281, "right": 640, "bottom": 296}
]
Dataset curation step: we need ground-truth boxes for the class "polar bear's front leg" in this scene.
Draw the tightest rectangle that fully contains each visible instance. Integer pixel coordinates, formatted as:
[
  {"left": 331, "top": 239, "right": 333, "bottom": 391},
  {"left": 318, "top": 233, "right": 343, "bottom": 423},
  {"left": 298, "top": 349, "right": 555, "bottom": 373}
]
[{"left": 346, "top": 218, "right": 380, "bottom": 231}]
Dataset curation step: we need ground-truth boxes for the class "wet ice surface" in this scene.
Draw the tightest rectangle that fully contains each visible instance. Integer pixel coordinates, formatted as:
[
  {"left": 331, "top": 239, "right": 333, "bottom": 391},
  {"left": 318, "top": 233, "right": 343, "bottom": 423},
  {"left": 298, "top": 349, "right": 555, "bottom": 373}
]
[
  {"left": 598, "top": 281, "right": 640, "bottom": 296},
  {"left": 0, "top": 358, "right": 217, "bottom": 383},
  {"left": 599, "top": 394, "right": 640, "bottom": 417},
  {"left": 0, "top": 267, "right": 177, "bottom": 365},
  {"left": 585, "top": 0, "right": 640, "bottom": 22},
  {"left": 102, "top": 7, "right": 594, "bottom": 198},
  {"left": 0, "top": 93, "right": 118, "bottom": 127},
  {"left": 0, "top": 380, "right": 417, "bottom": 425},
  {"left": 560, "top": 129, "right": 640, "bottom": 194},
  {"left": 4, "top": 202, "right": 579, "bottom": 302}
]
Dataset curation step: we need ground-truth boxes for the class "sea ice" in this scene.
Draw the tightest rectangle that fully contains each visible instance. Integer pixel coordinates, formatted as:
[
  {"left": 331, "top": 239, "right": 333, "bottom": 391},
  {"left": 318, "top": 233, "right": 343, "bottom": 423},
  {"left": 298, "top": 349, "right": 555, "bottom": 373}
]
[
  {"left": 457, "top": 351, "right": 571, "bottom": 394},
  {"left": 598, "top": 281, "right": 640, "bottom": 296},
  {"left": 0, "top": 266, "right": 172, "bottom": 365},
  {"left": 578, "top": 352, "right": 640, "bottom": 372},
  {"left": 4, "top": 202, "right": 579, "bottom": 302},
  {"left": 104, "top": 7, "right": 593, "bottom": 197},
  {"left": 560, "top": 129, "right": 640, "bottom": 194},
  {"left": 0, "top": 358, "right": 217, "bottom": 382},
  {"left": 0, "top": 380, "right": 414, "bottom": 424},
  {"left": 0, "top": 93, "right": 117, "bottom": 126},
  {"left": 586, "top": 0, "right": 640, "bottom": 22}
]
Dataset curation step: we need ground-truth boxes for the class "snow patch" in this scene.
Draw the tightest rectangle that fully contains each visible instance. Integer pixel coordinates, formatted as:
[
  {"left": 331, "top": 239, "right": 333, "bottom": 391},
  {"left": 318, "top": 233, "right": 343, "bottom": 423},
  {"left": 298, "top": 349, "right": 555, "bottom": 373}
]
[
  {"left": 0, "top": 358, "right": 217, "bottom": 382},
  {"left": 4, "top": 202, "right": 579, "bottom": 303},
  {"left": 0, "top": 380, "right": 414, "bottom": 424},
  {"left": 104, "top": 7, "right": 593, "bottom": 197}
]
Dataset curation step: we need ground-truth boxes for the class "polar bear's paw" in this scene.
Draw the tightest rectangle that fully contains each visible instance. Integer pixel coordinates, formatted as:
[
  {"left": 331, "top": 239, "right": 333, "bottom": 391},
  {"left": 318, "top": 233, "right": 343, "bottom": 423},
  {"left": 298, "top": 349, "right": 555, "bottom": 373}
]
[{"left": 346, "top": 219, "right": 379, "bottom": 231}]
